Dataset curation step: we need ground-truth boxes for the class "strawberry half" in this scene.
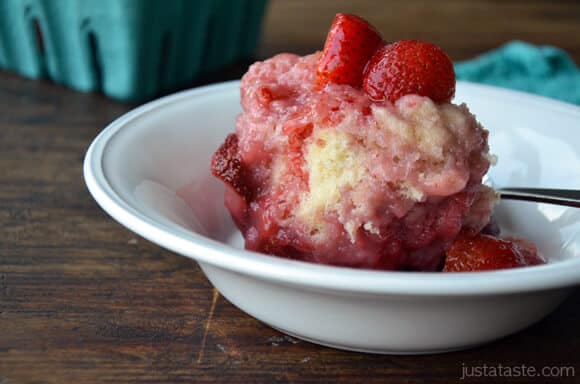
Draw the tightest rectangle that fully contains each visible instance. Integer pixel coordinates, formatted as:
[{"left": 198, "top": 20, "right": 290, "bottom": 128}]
[
  {"left": 363, "top": 40, "right": 455, "bottom": 103},
  {"left": 317, "top": 13, "right": 384, "bottom": 88},
  {"left": 211, "top": 133, "right": 252, "bottom": 200},
  {"left": 443, "top": 231, "right": 544, "bottom": 272}
]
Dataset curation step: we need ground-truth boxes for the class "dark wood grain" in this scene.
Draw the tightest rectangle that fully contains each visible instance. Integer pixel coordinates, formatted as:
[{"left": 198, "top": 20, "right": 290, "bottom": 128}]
[
  {"left": 1, "top": 1, "right": 580, "bottom": 383},
  {"left": 259, "top": 0, "right": 580, "bottom": 64}
]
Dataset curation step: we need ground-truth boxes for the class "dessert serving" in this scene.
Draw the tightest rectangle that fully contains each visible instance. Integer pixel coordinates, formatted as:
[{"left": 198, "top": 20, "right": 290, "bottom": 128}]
[{"left": 211, "top": 13, "right": 544, "bottom": 272}]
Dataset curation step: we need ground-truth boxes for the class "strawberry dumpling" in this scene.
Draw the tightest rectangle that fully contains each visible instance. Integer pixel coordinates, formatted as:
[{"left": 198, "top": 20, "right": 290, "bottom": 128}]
[
  {"left": 212, "top": 49, "right": 496, "bottom": 270},
  {"left": 210, "top": 13, "right": 539, "bottom": 271}
]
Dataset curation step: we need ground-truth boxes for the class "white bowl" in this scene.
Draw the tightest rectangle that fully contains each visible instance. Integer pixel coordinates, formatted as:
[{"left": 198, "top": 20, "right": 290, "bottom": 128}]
[{"left": 84, "top": 81, "right": 580, "bottom": 354}]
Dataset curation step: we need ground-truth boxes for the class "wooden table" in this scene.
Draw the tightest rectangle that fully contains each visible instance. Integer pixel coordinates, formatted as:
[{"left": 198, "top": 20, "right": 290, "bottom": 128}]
[{"left": 1, "top": 1, "right": 579, "bottom": 383}]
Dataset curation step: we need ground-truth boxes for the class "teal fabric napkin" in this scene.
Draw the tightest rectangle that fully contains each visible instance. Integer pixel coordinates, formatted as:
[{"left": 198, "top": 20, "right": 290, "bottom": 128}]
[{"left": 454, "top": 41, "right": 580, "bottom": 105}]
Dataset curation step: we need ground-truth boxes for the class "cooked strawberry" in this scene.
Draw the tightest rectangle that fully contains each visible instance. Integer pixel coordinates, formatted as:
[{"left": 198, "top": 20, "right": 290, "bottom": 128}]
[
  {"left": 363, "top": 40, "right": 455, "bottom": 103},
  {"left": 211, "top": 133, "right": 251, "bottom": 200},
  {"left": 317, "top": 13, "right": 384, "bottom": 88},
  {"left": 443, "top": 231, "right": 544, "bottom": 272}
]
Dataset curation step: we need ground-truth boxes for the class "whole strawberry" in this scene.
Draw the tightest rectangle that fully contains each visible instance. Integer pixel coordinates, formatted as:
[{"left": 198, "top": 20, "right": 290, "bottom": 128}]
[
  {"left": 443, "top": 232, "right": 544, "bottom": 272},
  {"left": 363, "top": 40, "right": 455, "bottom": 103},
  {"left": 317, "top": 13, "right": 384, "bottom": 88}
]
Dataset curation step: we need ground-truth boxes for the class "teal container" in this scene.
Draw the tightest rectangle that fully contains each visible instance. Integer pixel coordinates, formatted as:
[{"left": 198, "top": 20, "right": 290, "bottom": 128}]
[{"left": 0, "top": 0, "right": 268, "bottom": 101}]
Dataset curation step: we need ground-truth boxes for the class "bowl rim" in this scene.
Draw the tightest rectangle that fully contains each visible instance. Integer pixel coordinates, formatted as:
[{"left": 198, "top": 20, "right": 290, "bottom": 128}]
[{"left": 84, "top": 80, "right": 580, "bottom": 296}]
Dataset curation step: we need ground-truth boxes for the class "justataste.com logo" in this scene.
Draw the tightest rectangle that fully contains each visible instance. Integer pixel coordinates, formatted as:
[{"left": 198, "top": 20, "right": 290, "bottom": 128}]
[{"left": 460, "top": 362, "right": 575, "bottom": 380}]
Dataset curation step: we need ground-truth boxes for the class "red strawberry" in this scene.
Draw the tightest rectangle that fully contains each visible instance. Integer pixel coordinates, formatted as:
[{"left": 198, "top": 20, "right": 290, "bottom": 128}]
[
  {"left": 363, "top": 40, "right": 455, "bottom": 103},
  {"left": 443, "top": 231, "right": 544, "bottom": 272},
  {"left": 211, "top": 133, "right": 252, "bottom": 200},
  {"left": 317, "top": 13, "right": 384, "bottom": 88}
]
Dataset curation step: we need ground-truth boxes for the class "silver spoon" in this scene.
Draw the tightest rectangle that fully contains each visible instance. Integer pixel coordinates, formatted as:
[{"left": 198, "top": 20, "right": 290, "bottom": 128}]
[{"left": 498, "top": 187, "right": 580, "bottom": 208}]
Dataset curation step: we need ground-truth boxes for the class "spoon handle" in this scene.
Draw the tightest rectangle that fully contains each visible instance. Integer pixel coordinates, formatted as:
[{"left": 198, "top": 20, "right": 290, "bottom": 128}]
[{"left": 499, "top": 188, "right": 580, "bottom": 208}]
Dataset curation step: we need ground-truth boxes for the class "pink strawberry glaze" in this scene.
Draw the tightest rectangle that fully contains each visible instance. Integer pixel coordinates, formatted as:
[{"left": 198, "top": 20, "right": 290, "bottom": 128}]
[{"left": 219, "top": 52, "right": 495, "bottom": 271}]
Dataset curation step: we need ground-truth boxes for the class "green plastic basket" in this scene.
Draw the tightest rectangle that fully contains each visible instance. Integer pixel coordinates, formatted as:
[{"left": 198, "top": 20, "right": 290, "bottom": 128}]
[{"left": 0, "top": 0, "right": 268, "bottom": 101}]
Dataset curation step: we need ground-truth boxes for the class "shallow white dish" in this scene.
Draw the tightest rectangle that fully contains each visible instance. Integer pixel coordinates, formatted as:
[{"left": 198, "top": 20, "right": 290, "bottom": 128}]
[{"left": 84, "top": 81, "right": 580, "bottom": 354}]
